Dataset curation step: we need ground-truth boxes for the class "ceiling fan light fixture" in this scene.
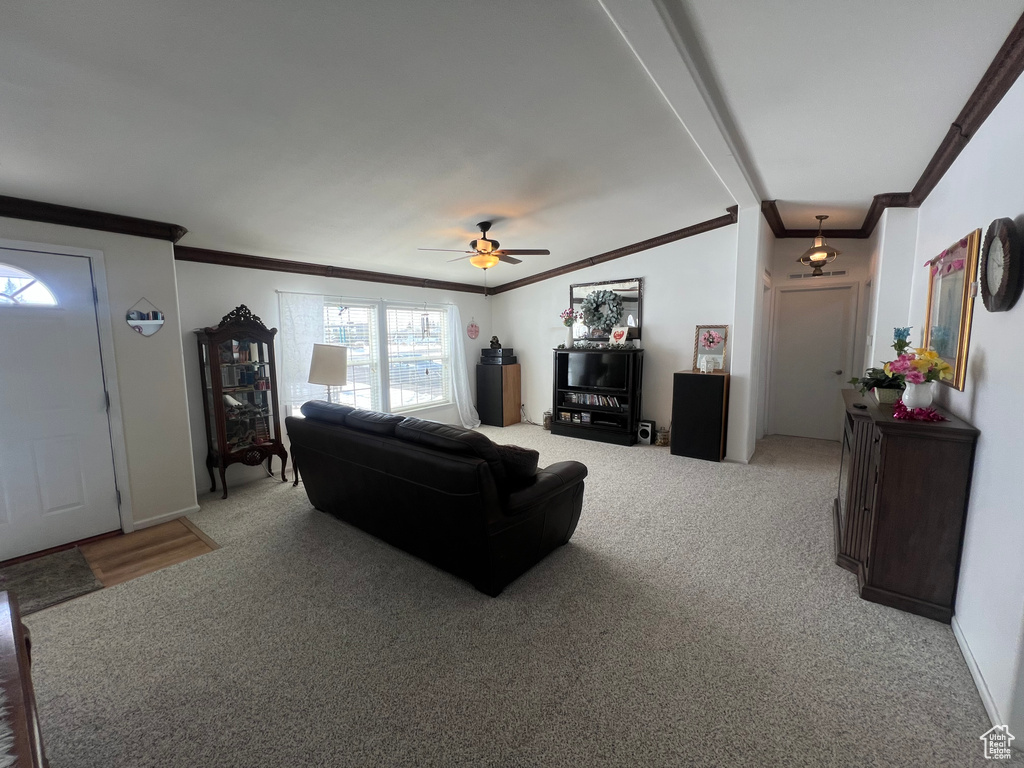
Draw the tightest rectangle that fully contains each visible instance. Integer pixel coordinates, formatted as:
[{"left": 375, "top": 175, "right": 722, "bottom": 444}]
[
  {"left": 470, "top": 237, "right": 497, "bottom": 254},
  {"left": 469, "top": 253, "right": 500, "bottom": 270},
  {"left": 797, "top": 215, "right": 840, "bottom": 275}
]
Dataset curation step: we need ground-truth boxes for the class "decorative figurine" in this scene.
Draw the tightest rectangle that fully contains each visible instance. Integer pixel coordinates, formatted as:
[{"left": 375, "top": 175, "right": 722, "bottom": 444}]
[{"left": 489, "top": 336, "right": 502, "bottom": 349}]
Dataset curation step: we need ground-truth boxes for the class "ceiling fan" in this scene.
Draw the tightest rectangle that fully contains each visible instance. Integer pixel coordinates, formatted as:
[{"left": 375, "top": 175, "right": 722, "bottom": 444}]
[{"left": 419, "top": 221, "right": 550, "bottom": 269}]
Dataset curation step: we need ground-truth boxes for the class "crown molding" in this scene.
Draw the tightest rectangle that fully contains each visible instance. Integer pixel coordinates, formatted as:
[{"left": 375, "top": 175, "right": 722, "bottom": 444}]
[
  {"left": 176, "top": 208, "right": 738, "bottom": 297},
  {"left": 487, "top": 207, "right": 738, "bottom": 295},
  {"left": 765, "top": 9, "right": 1024, "bottom": 239},
  {"left": 173, "top": 246, "right": 488, "bottom": 295},
  {"left": 0, "top": 194, "right": 187, "bottom": 242}
]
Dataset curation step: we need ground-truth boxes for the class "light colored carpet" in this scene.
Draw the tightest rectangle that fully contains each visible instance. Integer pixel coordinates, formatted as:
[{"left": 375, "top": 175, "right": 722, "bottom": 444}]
[
  {"left": 0, "top": 547, "right": 102, "bottom": 615},
  {"left": 21, "top": 428, "right": 1021, "bottom": 767}
]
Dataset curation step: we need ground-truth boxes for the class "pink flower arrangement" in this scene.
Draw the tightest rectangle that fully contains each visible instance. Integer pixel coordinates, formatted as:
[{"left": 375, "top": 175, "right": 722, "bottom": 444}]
[
  {"left": 883, "top": 347, "right": 952, "bottom": 384},
  {"left": 700, "top": 329, "right": 723, "bottom": 349},
  {"left": 560, "top": 308, "right": 582, "bottom": 328}
]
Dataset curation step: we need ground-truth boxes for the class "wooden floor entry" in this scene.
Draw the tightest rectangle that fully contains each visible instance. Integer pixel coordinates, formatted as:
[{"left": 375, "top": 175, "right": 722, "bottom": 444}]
[{"left": 79, "top": 518, "right": 218, "bottom": 587}]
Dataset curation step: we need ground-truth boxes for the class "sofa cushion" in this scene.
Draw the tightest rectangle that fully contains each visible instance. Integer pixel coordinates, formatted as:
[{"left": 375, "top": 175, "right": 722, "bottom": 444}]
[
  {"left": 395, "top": 419, "right": 506, "bottom": 484},
  {"left": 300, "top": 400, "right": 355, "bottom": 425},
  {"left": 495, "top": 444, "right": 540, "bottom": 483},
  {"left": 345, "top": 409, "right": 406, "bottom": 436}
]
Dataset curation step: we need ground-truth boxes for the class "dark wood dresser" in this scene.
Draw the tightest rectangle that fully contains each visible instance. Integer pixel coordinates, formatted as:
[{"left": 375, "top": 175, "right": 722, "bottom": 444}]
[
  {"left": 834, "top": 390, "right": 979, "bottom": 622},
  {"left": 0, "top": 591, "right": 48, "bottom": 767}
]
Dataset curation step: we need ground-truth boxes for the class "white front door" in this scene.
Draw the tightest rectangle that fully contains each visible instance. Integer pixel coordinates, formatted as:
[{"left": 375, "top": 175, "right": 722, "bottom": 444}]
[
  {"left": 769, "top": 283, "right": 858, "bottom": 441},
  {"left": 0, "top": 248, "right": 121, "bottom": 560}
]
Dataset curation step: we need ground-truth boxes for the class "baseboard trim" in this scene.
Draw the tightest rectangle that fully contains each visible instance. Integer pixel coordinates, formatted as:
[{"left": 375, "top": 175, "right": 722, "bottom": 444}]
[
  {"left": 133, "top": 505, "right": 201, "bottom": 530},
  {"left": 951, "top": 615, "right": 1002, "bottom": 728}
]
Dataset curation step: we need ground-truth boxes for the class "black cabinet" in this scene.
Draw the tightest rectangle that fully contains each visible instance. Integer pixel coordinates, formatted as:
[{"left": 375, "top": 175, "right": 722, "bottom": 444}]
[
  {"left": 477, "top": 363, "right": 521, "bottom": 427},
  {"left": 834, "top": 390, "right": 978, "bottom": 622},
  {"left": 551, "top": 348, "right": 643, "bottom": 445},
  {"left": 671, "top": 371, "right": 729, "bottom": 461}
]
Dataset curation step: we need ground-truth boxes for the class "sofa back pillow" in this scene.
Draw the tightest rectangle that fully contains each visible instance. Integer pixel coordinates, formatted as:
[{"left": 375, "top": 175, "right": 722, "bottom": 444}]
[
  {"left": 345, "top": 409, "right": 406, "bottom": 436},
  {"left": 395, "top": 419, "right": 506, "bottom": 485},
  {"left": 495, "top": 444, "right": 540, "bottom": 486},
  {"left": 300, "top": 400, "right": 355, "bottom": 425}
]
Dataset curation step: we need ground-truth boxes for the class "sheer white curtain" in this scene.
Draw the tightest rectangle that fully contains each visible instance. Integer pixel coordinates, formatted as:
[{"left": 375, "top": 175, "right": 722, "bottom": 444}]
[
  {"left": 278, "top": 291, "right": 325, "bottom": 416},
  {"left": 447, "top": 303, "right": 480, "bottom": 429}
]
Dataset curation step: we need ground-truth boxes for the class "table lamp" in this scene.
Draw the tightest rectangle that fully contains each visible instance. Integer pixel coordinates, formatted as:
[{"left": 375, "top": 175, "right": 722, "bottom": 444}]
[{"left": 308, "top": 344, "right": 348, "bottom": 403}]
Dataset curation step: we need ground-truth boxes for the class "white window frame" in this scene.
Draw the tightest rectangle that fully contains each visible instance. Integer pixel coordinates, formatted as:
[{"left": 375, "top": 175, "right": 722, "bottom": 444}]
[{"left": 322, "top": 297, "right": 452, "bottom": 414}]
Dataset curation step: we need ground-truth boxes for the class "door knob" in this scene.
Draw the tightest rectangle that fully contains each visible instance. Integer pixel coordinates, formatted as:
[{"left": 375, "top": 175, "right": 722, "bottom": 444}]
[{"left": 834, "top": 369, "right": 843, "bottom": 375}]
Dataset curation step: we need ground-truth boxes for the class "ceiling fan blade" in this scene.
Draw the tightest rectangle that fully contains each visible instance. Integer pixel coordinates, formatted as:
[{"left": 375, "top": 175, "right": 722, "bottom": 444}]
[
  {"left": 496, "top": 249, "right": 550, "bottom": 256},
  {"left": 418, "top": 248, "right": 474, "bottom": 253},
  {"left": 496, "top": 254, "right": 522, "bottom": 265},
  {"left": 446, "top": 254, "right": 473, "bottom": 263}
]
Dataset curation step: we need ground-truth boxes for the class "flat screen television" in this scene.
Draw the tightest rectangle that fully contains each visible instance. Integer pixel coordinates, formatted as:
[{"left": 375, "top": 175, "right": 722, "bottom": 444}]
[{"left": 567, "top": 353, "right": 628, "bottom": 391}]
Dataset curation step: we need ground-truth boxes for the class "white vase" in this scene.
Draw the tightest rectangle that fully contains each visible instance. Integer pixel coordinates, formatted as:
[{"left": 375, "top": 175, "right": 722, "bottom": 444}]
[
  {"left": 902, "top": 381, "right": 935, "bottom": 409},
  {"left": 565, "top": 326, "right": 574, "bottom": 348}
]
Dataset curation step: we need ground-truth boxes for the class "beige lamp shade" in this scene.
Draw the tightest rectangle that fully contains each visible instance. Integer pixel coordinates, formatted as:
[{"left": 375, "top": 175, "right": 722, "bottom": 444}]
[{"left": 308, "top": 344, "right": 348, "bottom": 386}]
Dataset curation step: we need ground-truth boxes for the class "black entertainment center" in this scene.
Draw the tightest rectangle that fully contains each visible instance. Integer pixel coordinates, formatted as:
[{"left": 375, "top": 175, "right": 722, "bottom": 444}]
[{"left": 551, "top": 348, "right": 643, "bottom": 445}]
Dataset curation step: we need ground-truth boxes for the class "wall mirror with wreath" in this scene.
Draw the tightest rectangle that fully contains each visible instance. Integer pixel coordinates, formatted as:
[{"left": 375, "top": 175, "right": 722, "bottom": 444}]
[{"left": 569, "top": 277, "right": 643, "bottom": 341}]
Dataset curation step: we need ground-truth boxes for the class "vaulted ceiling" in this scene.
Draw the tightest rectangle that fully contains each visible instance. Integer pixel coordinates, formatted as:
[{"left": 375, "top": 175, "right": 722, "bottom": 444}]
[{"left": 2, "top": 1, "right": 1022, "bottom": 287}]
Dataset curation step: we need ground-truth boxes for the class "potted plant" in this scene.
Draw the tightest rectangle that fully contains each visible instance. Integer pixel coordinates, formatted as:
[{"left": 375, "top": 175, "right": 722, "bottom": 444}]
[
  {"left": 850, "top": 327, "right": 952, "bottom": 407},
  {"left": 849, "top": 327, "right": 912, "bottom": 404}
]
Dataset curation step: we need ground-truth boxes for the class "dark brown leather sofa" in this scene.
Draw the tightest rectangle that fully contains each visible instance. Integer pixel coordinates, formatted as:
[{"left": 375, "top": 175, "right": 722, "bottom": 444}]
[{"left": 286, "top": 401, "right": 587, "bottom": 596}]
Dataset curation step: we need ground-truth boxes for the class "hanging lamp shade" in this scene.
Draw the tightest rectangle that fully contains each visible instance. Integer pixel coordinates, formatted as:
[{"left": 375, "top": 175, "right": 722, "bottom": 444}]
[
  {"left": 469, "top": 253, "right": 500, "bottom": 269},
  {"left": 796, "top": 214, "right": 841, "bottom": 276}
]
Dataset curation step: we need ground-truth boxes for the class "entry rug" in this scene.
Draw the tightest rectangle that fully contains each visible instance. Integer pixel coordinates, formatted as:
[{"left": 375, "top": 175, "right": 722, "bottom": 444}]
[{"left": 0, "top": 548, "right": 103, "bottom": 615}]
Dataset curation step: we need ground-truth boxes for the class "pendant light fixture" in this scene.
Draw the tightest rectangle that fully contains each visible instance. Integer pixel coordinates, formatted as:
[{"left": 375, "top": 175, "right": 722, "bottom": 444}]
[{"left": 797, "top": 215, "right": 841, "bottom": 276}]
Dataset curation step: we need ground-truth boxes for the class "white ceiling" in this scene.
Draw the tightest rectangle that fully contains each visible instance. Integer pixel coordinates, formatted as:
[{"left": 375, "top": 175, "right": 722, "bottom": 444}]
[{"left": 1, "top": 1, "right": 1022, "bottom": 286}]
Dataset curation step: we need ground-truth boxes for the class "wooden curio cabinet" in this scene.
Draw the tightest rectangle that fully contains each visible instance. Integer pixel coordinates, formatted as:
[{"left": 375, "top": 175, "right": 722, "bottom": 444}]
[{"left": 194, "top": 305, "right": 288, "bottom": 498}]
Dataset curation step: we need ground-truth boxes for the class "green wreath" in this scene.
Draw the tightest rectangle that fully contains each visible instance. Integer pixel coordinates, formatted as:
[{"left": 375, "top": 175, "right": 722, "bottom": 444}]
[{"left": 581, "top": 289, "right": 624, "bottom": 331}]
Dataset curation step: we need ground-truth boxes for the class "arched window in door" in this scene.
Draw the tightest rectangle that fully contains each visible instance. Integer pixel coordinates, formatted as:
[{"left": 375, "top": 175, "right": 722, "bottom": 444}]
[{"left": 0, "top": 263, "right": 58, "bottom": 306}]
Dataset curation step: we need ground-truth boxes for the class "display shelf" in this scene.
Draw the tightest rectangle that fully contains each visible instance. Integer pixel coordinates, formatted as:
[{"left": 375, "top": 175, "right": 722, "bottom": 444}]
[
  {"left": 194, "top": 305, "right": 288, "bottom": 499},
  {"left": 551, "top": 348, "right": 643, "bottom": 446}
]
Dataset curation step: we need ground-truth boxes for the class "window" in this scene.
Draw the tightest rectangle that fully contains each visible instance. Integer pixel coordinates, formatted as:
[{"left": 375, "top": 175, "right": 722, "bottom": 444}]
[
  {"left": 385, "top": 305, "right": 450, "bottom": 412},
  {"left": 322, "top": 298, "right": 451, "bottom": 413},
  {"left": 0, "top": 264, "right": 58, "bottom": 306}
]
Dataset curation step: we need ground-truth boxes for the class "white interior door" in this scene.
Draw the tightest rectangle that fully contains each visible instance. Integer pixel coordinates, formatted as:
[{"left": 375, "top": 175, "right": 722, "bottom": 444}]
[
  {"left": 769, "top": 283, "right": 858, "bottom": 441},
  {"left": 0, "top": 248, "right": 121, "bottom": 560}
]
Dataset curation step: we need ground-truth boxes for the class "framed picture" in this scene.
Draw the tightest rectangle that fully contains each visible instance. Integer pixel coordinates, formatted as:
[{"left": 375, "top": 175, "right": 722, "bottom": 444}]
[
  {"left": 609, "top": 326, "right": 630, "bottom": 345},
  {"left": 693, "top": 325, "right": 728, "bottom": 370},
  {"left": 923, "top": 229, "right": 980, "bottom": 391}
]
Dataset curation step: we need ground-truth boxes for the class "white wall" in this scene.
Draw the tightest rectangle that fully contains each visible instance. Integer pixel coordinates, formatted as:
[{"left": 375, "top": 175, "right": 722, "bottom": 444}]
[
  {"left": 489, "top": 225, "right": 738, "bottom": 439},
  {"left": 866, "top": 207, "right": 920, "bottom": 365},
  {"left": 726, "top": 205, "right": 771, "bottom": 461},
  {"left": 905, "top": 72, "right": 1024, "bottom": 736},
  {"left": 0, "top": 217, "right": 198, "bottom": 527},
  {"left": 174, "top": 260, "right": 492, "bottom": 493}
]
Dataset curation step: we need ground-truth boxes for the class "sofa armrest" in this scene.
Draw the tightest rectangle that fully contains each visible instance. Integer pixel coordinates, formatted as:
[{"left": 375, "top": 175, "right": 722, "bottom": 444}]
[{"left": 504, "top": 460, "right": 587, "bottom": 516}]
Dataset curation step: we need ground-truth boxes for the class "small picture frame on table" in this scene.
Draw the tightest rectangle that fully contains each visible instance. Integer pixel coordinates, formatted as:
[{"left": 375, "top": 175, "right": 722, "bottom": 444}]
[
  {"left": 693, "top": 325, "right": 728, "bottom": 370},
  {"left": 609, "top": 326, "right": 630, "bottom": 345}
]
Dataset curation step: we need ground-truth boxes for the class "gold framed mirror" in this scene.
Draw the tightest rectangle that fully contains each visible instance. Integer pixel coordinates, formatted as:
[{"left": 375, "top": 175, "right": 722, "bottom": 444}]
[{"left": 923, "top": 229, "right": 980, "bottom": 391}]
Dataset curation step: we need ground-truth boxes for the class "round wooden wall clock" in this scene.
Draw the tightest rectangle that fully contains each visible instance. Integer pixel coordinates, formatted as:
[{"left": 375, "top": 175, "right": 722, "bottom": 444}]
[{"left": 980, "top": 217, "right": 1024, "bottom": 312}]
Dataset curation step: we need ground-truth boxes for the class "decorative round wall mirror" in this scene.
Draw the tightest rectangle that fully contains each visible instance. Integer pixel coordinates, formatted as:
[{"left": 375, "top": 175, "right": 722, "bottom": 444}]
[{"left": 126, "top": 298, "right": 165, "bottom": 336}]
